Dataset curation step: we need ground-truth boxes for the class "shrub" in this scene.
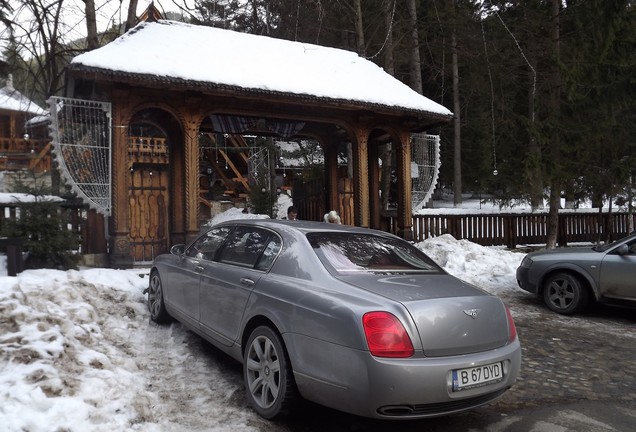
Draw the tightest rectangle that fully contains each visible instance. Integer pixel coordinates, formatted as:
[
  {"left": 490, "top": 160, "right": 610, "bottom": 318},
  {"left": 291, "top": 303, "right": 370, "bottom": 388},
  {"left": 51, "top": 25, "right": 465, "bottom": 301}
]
[{"left": 1, "top": 199, "right": 80, "bottom": 270}]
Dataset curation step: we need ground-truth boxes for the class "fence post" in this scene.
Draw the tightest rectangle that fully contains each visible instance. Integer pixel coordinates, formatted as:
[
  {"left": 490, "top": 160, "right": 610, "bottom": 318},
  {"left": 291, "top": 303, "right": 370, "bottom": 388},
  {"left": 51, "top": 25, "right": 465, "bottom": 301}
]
[
  {"left": 0, "top": 237, "right": 25, "bottom": 276},
  {"left": 503, "top": 216, "right": 515, "bottom": 249},
  {"left": 558, "top": 214, "right": 567, "bottom": 247},
  {"left": 86, "top": 209, "right": 108, "bottom": 254}
]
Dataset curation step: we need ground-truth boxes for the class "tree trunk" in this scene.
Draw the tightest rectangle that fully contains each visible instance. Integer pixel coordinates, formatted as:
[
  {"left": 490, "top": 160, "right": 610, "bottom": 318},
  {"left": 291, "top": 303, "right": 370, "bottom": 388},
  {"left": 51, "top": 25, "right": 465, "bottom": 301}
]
[
  {"left": 546, "top": 182, "right": 560, "bottom": 249},
  {"left": 353, "top": 0, "right": 366, "bottom": 56},
  {"left": 126, "top": 0, "right": 139, "bottom": 32},
  {"left": 629, "top": 175, "right": 634, "bottom": 233},
  {"left": 406, "top": 0, "right": 423, "bottom": 93},
  {"left": 545, "top": 0, "right": 561, "bottom": 249},
  {"left": 527, "top": 61, "right": 543, "bottom": 210},
  {"left": 349, "top": 0, "right": 364, "bottom": 185},
  {"left": 382, "top": 0, "right": 395, "bottom": 75},
  {"left": 380, "top": 0, "right": 395, "bottom": 211},
  {"left": 251, "top": 0, "right": 259, "bottom": 33},
  {"left": 452, "top": 28, "right": 462, "bottom": 206},
  {"left": 84, "top": 0, "right": 98, "bottom": 50}
]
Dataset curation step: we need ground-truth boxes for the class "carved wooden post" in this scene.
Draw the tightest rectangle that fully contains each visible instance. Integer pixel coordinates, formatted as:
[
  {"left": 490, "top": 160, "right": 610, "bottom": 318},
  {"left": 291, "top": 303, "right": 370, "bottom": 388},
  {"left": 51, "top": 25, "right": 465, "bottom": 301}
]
[
  {"left": 352, "top": 126, "right": 370, "bottom": 228},
  {"left": 109, "top": 91, "right": 134, "bottom": 268},
  {"left": 183, "top": 108, "right": 201, "bottom": 243},
  {"left": 322, "top": 135, "right": 340, "bottom": 216},
  {"left": 395, "top": 131, "right": 413, "bottom": 240},
  {"left": 368, "top": 136, "right": 381, "bottom": 229}
]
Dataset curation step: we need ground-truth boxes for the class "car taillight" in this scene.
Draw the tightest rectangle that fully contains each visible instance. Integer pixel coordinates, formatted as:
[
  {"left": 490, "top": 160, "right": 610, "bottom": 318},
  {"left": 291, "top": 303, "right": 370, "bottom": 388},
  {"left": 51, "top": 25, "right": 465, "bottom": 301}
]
[
  {"left": 505, "top": 305, "right": 518, "bottom": 343},
  {"left": 362, "top": 312, "right": 414, "bottom": 358}
]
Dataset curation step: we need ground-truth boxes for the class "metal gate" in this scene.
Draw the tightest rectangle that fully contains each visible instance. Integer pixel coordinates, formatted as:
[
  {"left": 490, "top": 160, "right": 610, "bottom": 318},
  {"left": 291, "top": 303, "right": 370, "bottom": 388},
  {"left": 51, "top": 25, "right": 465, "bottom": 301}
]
[{"left": 48, "top": 97, "right": 112, "bottom": 216}]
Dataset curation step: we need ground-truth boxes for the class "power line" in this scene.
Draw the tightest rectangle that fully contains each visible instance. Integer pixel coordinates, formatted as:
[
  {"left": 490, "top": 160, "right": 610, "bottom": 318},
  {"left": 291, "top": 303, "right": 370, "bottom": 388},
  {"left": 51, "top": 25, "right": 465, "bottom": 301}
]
[{"left": 364, "top": 0, "right": 396, "bottom": 61}]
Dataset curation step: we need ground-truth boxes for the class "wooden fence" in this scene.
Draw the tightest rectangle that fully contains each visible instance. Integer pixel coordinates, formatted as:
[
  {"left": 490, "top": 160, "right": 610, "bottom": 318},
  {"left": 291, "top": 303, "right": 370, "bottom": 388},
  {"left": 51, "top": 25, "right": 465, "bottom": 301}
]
[
  {"left": 2, "top": 200, "right": 634, "bottom": 265},
  {"left": 390, "top": 211, "right": 634, "bottom": 248},
  {"left": 0, "top": 202, "right": 107, "bottom": 255}
]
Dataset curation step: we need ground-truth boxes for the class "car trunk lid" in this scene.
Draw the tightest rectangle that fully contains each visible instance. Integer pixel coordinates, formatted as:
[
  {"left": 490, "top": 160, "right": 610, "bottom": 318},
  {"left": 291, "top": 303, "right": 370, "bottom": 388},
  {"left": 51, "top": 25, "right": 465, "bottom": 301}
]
[
  {"left": 341, "top": 273, "right": 510, "bottom": 356},
  {"left": 404, "top": 295, "right": 510, "bottom": 356}
]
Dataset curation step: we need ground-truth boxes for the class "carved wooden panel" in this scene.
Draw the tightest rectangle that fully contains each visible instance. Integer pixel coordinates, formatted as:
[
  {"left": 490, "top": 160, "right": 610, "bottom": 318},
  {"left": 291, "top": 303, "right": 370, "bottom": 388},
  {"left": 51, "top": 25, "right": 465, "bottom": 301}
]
[{"left": 128, "top": 166, "right": 168, "bottom": 262}]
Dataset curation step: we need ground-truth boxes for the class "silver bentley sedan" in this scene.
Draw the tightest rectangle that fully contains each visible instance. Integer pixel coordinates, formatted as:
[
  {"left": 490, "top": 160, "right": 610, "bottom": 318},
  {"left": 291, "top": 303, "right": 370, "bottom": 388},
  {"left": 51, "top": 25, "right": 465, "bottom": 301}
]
[{"left": 147, "top": 219, "right": 521, "bottom": 420}]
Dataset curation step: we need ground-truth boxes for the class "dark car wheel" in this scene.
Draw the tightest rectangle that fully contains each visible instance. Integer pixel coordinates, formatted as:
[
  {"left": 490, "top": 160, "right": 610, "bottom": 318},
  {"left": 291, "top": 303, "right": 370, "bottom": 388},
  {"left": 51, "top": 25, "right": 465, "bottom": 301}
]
[
  {"left": 542, "top": 272, "right": 590, "bottom": 315},
  {"left": 148, "top": 271, "right": 171, "bottom": 323},
  {"left": 244, "top": 326, "right": 298, "bottom": 419}
]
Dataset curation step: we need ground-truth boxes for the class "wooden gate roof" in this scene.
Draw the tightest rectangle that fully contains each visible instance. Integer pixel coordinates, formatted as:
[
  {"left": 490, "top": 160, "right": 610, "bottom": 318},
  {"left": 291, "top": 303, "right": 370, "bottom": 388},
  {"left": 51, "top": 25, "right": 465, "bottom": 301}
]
[{"left": 68, "top": 20, "right": 452, "bottom": 130}]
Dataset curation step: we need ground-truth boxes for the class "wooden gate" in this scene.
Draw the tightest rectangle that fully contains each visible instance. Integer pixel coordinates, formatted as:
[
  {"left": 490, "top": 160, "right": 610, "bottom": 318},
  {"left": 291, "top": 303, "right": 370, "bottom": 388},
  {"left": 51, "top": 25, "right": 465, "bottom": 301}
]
[
  {"left": 128, "top": 135, "right": 169, "bottom": 262},
  {"left": 128, "top": 166, "right": 168, "bottom": 262},
  {"left": 292, "top": 177, "right": 354, "bottom": 224}
]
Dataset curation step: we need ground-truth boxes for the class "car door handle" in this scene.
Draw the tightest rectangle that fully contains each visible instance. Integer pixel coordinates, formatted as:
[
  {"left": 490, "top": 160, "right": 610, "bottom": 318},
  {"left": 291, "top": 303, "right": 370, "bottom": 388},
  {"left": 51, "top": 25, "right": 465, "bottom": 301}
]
[
  {"left": 240, "top": 278, "right": 255, "bottom": 287},
  {"left": 195, "top": 265, "right": 205, "bottom": 272}
]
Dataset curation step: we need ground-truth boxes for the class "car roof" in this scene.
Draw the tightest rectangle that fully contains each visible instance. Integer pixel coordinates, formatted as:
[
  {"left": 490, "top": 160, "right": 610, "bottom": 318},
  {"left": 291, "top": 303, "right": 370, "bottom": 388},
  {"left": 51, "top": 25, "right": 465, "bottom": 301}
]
[{"left": 208, "top": 218, "right": 399, "bottom": 238}]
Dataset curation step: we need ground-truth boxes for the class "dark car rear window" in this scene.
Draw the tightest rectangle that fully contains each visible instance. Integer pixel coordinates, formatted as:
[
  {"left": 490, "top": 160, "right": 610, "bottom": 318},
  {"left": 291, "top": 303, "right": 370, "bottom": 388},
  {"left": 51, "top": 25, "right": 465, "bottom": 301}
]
[{"left": 307, "top": 232, "right": 442, "bottom": 274}]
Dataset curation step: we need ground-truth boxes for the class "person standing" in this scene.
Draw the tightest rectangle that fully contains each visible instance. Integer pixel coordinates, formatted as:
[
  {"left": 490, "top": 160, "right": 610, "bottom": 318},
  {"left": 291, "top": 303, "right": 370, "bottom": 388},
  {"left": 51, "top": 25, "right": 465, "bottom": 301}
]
[{"left": 284, "top": 206, "right": 298, "bottom": 220}]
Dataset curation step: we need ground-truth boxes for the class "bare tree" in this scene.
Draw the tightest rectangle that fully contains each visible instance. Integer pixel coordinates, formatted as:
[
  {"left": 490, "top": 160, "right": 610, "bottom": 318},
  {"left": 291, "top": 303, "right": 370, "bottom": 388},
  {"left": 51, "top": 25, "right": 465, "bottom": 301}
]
[
  {"left": 7, "top": 0, "right": 68, "bottom": 100},
  {"left": 0, "top": 0, "right": 12, "bottom": 27},
  {"left": 84, "top": 0, "right": 98, "bottom": 50}
]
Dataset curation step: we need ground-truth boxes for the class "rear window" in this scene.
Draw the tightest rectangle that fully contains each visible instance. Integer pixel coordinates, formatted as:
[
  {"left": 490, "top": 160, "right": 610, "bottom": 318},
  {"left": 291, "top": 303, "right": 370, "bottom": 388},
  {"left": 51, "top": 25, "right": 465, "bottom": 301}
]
[{"left": 307, "top": 232, "right": 442, "bottom": 274}]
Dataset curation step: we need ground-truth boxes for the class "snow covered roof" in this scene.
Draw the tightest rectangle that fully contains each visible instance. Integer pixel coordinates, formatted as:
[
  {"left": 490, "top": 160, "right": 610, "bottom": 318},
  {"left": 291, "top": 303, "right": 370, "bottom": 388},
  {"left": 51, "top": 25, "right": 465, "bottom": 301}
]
[
  {"left": 69, "top": 20, "right": 452, "bottom": 119},
  {"left": 0, "top": 75, "right": 46, "bottom": 115}
]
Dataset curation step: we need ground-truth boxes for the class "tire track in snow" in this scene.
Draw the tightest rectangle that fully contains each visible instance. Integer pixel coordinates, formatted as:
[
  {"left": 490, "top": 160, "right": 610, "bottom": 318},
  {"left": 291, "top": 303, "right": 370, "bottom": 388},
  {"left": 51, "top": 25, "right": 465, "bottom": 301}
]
[{"left": 140, "top": 320, "right": 276, "bottom": 431}]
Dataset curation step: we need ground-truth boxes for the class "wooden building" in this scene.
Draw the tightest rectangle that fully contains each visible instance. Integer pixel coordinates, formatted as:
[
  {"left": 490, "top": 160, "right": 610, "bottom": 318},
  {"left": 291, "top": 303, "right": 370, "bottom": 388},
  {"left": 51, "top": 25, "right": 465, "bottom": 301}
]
[
  {"left": 0, "top": 75, "right": 50, "bottom": 176},
  {"left": 61, "top": 19, "right": 452, "bottom": 267}
]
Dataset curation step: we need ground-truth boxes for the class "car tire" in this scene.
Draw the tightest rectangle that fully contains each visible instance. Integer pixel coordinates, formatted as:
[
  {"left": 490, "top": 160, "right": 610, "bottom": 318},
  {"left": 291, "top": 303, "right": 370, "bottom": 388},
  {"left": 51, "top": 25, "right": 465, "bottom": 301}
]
[
  {"left": 147, "top": 270, "right": 171, "bottom": 323},
  {"left": 244, "top": 325, "right": 298, "bottom": 419},
  {"left": 542, "top": 272, "right": 589, "bottom": 315}
]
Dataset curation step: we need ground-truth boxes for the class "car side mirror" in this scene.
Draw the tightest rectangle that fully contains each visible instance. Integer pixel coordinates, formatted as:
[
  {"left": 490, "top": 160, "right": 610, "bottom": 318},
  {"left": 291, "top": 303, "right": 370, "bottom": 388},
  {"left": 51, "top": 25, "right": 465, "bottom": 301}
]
[
  {"left": 616, "top": 244, "right": 629, "bottom": 256},
  {"left": 170, "top": 244, "right": 186, "bottom": 255}
]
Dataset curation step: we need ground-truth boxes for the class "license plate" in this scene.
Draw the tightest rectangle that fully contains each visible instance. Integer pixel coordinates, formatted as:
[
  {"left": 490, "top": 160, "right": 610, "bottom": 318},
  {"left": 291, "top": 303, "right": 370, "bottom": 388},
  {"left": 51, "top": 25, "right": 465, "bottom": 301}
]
[{"left": 452, "top": 361, "right": 503, "bottom": 391}]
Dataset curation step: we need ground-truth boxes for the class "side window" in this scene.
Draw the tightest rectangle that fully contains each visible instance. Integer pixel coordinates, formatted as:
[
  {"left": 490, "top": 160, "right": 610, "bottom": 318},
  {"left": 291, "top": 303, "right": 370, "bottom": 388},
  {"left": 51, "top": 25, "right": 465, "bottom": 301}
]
[
  {"left": 219, "top": 227, "right": 271, "bottom": 268},
  {"left": 186, "top": 226, "right": 232, "bottom": 260},
  {"left": 255, "top": 236, "right": 282, "bottom": 271}
]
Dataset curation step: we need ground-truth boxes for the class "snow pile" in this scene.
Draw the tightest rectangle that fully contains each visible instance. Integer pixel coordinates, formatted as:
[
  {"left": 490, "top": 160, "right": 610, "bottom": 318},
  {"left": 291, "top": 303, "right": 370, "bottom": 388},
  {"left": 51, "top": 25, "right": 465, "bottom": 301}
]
[{"left": 0, "top": 269, "right": 155, "bottom": 431}]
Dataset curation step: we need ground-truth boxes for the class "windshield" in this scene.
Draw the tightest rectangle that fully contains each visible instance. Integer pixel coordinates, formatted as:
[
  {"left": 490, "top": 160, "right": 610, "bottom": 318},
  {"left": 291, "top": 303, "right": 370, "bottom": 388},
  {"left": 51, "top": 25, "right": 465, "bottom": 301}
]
[
  {"left": 307, "top": 232, "right": 443, "bottom": 274},
  {"left": 593, "top": 232, "right": 636, "bottom": 252}
]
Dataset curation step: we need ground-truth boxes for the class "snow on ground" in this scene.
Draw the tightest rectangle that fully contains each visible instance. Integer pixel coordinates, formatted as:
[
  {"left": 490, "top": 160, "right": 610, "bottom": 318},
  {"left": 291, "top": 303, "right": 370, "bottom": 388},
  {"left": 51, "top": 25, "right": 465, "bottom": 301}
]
[{"left": 0, "top": 199, "right": 624, "bottom": 432}]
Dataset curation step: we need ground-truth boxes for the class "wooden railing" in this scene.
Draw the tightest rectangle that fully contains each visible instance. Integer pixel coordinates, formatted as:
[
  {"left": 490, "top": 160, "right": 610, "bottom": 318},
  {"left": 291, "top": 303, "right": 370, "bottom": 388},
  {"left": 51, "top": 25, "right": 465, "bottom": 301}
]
[
  {"left": 0, "top": 137, "right": 51, "bottom": 172},
  {"left": 389, "top": 211, "right": 634, "bottom": 248}
]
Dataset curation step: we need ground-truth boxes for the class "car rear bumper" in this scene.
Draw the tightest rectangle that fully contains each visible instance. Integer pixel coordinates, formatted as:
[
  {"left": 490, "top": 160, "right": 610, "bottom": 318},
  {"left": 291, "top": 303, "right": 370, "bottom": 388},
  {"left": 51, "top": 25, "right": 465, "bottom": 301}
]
[{"left": 289, "top": 334, "right": 522, "bottom": 420}]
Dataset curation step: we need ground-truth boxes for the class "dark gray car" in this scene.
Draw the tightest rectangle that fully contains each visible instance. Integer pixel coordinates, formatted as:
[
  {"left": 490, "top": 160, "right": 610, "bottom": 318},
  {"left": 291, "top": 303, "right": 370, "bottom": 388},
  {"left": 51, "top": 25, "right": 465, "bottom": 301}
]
[
  {"left": 516, "top": 232, "right": 636, "bottom": 314},
  {"left": 147, "top": 220, "right": 521, "bottom": 420}
]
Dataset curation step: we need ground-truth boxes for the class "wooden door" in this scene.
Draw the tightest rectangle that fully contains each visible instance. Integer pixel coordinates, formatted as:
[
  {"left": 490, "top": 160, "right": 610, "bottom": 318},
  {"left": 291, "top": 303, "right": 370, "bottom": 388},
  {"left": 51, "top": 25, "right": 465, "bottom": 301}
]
[{"left": 129, "top": 166, "right": 168, "bottom": 262}]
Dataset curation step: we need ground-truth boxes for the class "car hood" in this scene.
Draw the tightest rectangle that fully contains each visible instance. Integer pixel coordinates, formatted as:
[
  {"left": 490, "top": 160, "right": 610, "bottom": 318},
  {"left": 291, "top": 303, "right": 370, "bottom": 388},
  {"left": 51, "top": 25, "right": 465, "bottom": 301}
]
[
  {"left": 529, "top": 247, "right": 601, "bottom": 261},
  {"left": 341, "top": 273, "right": 511, "bottom": 356}
]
